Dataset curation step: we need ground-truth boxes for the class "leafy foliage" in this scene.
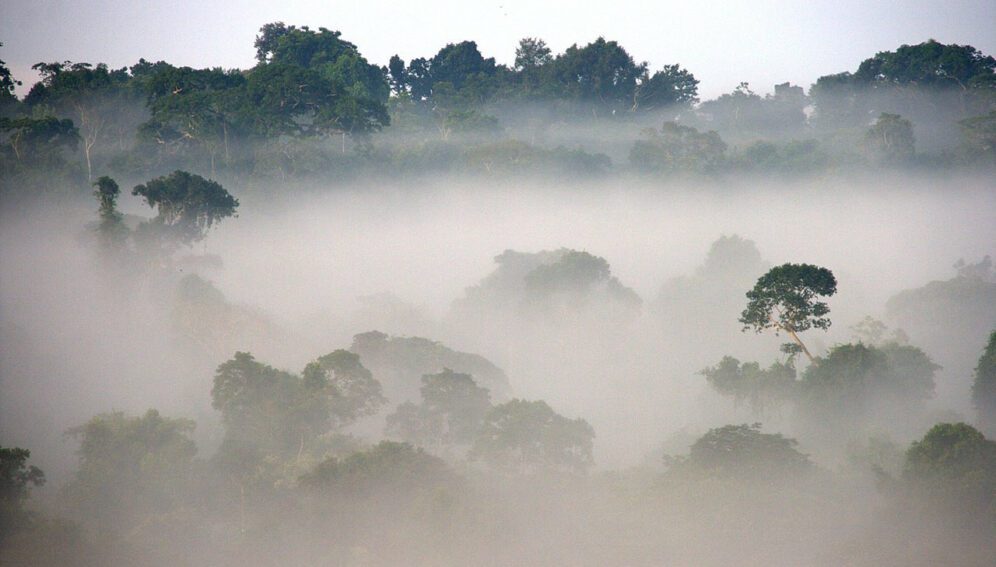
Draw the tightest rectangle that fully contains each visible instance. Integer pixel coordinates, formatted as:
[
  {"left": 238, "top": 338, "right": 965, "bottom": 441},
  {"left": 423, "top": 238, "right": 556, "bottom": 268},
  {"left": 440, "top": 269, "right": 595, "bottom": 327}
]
[
  {"left": 903, "top": 422, "right": 996, "bottom": 518},
  {"left": 132, "top": 170, "right": 238, "bottom": 247},
  {"left": 300, "top": 441, "right": 452, "bottom": 496},
  {"left": 630, "top": 122, "right": 727, "bottom": 172},
  {"left": 700, "top": 356, "right": 797, "bottom": 416},
  {"left": 470, "top": 399, "right": 595, "bottom": 473},
  {"left": 740, "top": 263, "right": 837, "bottom": 360},
  {"left": 302, "top": 349, "right": 386, "bottom": 430},
  {"left": 385, "top": 369, "right": 492, "bottom": 449},
  {"left": 0, "top": 447, "right": 45, "bottom": 540},
  {"left": 63, "top": 410, "right": 197, "bottom": 530},
  {"left": 865, "top": 113, "right": 915, "bottom": 163},
  {"left": 523, "top": 249, "right": 642, "bottom": 308},
  {"left": 212, "top": 352, "right": 323, "bottom": 464},
  {"left": 350, "top": 331, "right": 511, "bottom": 402},
  {"left": 0, "top": 114, "right": 79, "bottom": 173},
  {"left": 24, "top": 61, "right": 140, "bottom": 180},
  {"left": 799, "top": 342, "right": 939, "bottom": 435},
  {"left": 669, "top": 424, "right": 812, "bottom": 480},
  {"left": 91, "top": 176, "right": 128, "bottom": 249}
]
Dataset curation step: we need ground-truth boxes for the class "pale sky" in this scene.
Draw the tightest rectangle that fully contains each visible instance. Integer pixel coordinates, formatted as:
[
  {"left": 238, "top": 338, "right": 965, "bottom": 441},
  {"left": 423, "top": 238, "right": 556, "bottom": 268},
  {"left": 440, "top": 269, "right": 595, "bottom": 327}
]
[{"left": 1, "top": 0, "right": 994, "bottom": 99}]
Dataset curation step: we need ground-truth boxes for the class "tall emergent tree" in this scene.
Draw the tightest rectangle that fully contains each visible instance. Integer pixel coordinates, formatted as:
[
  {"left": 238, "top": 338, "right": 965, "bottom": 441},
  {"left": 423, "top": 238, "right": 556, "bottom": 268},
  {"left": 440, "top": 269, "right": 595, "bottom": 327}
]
[
  {"left": 739, "top": 263, "right": 837, "bottom": 362},
  {"left": 92, "top": 175, "right": 128, "bottom": 250},
  {"left": 131, "top": 170, "right": 238, "bottom": 249}
]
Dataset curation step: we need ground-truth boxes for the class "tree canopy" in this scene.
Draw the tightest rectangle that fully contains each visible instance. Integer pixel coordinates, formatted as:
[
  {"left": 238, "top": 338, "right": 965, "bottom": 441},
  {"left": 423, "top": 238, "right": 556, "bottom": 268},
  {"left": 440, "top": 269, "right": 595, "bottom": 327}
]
[
  {"left": 470, "top": 399, "right": 595, "bottom": 473},
  {"left": 131, "top": 170, "right": 238, "bottom": 247},
  {"left": 670, "top": 423, "right": 813, "bottom": 480},
  {"left": 740, "top": 263, "right": 837, "bottom": 361}
]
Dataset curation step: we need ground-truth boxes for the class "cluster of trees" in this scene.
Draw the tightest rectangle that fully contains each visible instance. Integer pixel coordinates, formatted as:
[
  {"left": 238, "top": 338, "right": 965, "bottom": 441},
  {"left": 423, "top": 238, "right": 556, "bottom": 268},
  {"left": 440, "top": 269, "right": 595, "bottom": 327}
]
[
  {"left": 6, "top": 410, "right": 994, "bottom": 564},
  {"left": 695, "top": 257, "right": 996, "bottom": 461},
  {"left": 455, "top": 247, "right": 641, "bottom": 319},
  {"left": 3, "top": 195, "right": 994, "bottom": 561},
  {"left": 2, "top": 33, "right": 994, "bottom": 194},
  {"left": 85, "top": 170, "right": 238, "bottom": 265}
]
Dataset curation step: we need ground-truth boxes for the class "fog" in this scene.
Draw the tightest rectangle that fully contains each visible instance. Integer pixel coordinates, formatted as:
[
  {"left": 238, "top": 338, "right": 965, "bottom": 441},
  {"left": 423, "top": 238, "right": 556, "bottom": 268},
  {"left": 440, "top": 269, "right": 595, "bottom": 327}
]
[
  {"left": 3, "top": 23, "right": 996, "bottom": 565},
  {"left": 1, "top": 167, "right": 994, "bottom": 565}
]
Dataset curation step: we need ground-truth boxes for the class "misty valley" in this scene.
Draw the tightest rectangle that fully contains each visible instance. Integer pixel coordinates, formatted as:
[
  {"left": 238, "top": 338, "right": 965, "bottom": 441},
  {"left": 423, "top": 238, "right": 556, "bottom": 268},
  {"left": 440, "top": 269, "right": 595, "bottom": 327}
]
[{"left": 1, "top": 21, "right": 995, "bottom": 567}]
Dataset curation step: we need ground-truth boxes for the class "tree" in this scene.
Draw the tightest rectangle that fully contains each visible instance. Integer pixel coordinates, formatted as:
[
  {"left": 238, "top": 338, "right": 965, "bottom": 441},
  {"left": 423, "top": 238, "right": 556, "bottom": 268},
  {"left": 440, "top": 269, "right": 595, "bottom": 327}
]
[
  {"left": 551, "top": 37, "right": 647, "bottom": 116},
  {"left": 958, "top": 110, "right": 996, "bottom": 165},
  {"left": 387, "top": 55, "right": 407, "bottom": 94},
  {"left": 139, "top": 64, "right": 247, "bottom": 172},
  {"left": 299, "top": 441, "right": 453, "bottom": 501},
  {"left": 810, "top": 40, "right": 995, "bottom": 148},
  {"left": 699, "top": 356, "right": 797, "bottom": 417},
  {"left": 0, "top": 114, "right": 79, "bottom": 170},
  {"left": 854, "top": 40, "right": 995, "bottom": 89},
  {"left": 514, "top": 38, "right": 553, "bottom": 71},
  {"left": 1, "top": 447, "right": 45, "bottom": 540},
  {"left": 634, "top": 64, "right": 699, "bottom": 111},
  {"left": 669, "top": 423, "right": 812, "bottom": 480},
  {"left": 799, "top": 342, "right": 938, "bottom": 437},
  {"left": 91, "top": 176, "right": 128, "bottom": 251},
  {"left": 470, "top": 399, "right": 595, "bottom": 473},
  {"left": 629, "top": 121, "right": 727, "bottom": 172},
  {"left": 131, "top": 170, "right": 238, "bottom": 248},
  {"left": 429, "top": 41, "right": 497, "bottom": 93},
  {"left": 739, "top": 263, "right": 837, "bottom": 362},
  {"left": 865, "top": 112, "right": 915, "bottom": 164},
  {"left": 349, "top": 331, "right": 512, "bottom": 403},
  {"left": 903, "top": 422, "right": 996, "bottom": 517},
  {"left": 385, "top": 369, "right": 492, "bottom": 449},
  {"left": 24, "top": 61, "right": 137, "bottom": 181},
  {"left": 212, "top": 352, "right": 319, "bottom": 463},
  {"left": 63, "top": 410, "right": 197, "bottom": 533},
  {"left": 0, "top": 42, "right": 21, "bottom": 112},
  {"left": 250, "top": 24, "right": 389, "bottom": 147},
  {"left": 302, "top": 349, "right": 386, "bottom": 430},
  {"left": 972, "top": 331, "right": 996, "bottom": 432},
  {"left": 405, "top": 57, "right": 433, "bottom": 101},
  {"left": 523, "top": 249, "right": 642, "bottom": 309}
]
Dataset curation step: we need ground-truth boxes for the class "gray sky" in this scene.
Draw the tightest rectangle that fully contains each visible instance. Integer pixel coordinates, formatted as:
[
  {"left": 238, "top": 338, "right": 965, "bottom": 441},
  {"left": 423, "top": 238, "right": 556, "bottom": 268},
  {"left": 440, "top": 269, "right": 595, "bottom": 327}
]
[{"left": 1, "top": 0, "right": 994, "bottom": 99}]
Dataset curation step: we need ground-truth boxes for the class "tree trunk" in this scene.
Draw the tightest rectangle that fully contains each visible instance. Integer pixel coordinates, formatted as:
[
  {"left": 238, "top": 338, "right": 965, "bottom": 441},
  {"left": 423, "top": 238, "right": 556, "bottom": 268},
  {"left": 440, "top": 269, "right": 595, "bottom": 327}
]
[
  {"left": 84, "top": 138, "right": 94, "bottom": 182},
  {"left": 770, "top": 312, "right": 815, "bottom": 363},
  {"left": 784, "top": 325, "right": 815, "bottom": 363}
]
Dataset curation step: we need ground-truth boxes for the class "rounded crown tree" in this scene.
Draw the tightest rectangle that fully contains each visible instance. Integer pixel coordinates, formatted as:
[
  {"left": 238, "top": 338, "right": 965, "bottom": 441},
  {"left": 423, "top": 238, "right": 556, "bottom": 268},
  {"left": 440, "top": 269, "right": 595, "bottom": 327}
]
[{"left": 739, "top": 263, "right": 837, "bottom": 362}]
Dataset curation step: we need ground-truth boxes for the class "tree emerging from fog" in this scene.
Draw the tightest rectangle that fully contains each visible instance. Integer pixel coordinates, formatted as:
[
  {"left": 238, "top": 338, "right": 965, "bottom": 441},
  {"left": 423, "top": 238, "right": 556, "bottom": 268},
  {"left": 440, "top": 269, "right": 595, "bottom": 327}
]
[
  {"left": 132, "top": 170, "right": 239, "bottom": 248},
  {"left": 740, "top": 263, "right": 837, "bottom": 362}
]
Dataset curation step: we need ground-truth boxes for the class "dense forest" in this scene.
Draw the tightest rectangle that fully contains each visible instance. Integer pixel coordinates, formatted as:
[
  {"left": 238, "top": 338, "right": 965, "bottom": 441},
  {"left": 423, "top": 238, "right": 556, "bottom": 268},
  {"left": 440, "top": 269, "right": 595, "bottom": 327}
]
[
  {"left": 1, "top": 23, "right": 995, "bottom": 567},
  {"left": 1, "top": 26, "right": 995, "bottom": 193}
]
